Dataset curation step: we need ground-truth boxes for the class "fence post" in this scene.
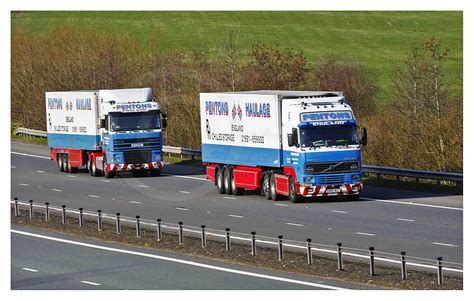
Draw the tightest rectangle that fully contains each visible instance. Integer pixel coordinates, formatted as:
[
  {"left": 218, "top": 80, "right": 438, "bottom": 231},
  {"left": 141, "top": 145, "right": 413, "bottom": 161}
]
[
  {"left": 277, "top": 235, "right": 283, "bottom": 261},
  {"left": 306, "top": 239, "right": 312, "bottom": 265},
  {"left": 61, "top": 205, "right": 66, "bottom": 224},
  {"left": 79, "top": 208, "right": 84, "bottom": 227},
  {"left": 157, "top": 219, "right": 162, "bottom": 241},
  {"left": 337, "top": 242, "right": 344, "bottom": 271},
  {"left": 136, "top": 216, "right": 141, "bottom": 238},
  {"left": 201, "top": 225, "right": 206, "bottom": 248},
  {"left": 45, "top": 202, "right": 50, "bottom": 222},
  {"left": 437, "top": 257, "right": 443, "bottom": 285},
  {"left": 178, "top": 222, "right": 183, "bottom": 244},
  {"left": 14, "top": 197, "right": 19, "bottom": 217},
  {"left": 116, "top": 213, "right": 121, "bottom": 234},
  {"left": 401, "top": 251, "right": 407, "bottom": 280},
  {"left": 29, "top": 200, "right": 34, "bottom": 219},
  {"left": 97, "top": 210, "right": 102, "bottom": 231},
  {"left": 225, "top": 228, "right": 231, "bottom": 251},
  {"left": 369, "top": 247, "right": 375, "bottom": 276},
  {"left": 251, "top": 232, "right": 256, "bottom": 256}
]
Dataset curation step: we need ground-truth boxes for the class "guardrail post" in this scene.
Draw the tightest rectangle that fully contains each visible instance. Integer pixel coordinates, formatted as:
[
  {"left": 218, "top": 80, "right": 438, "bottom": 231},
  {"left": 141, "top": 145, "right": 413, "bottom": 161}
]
[
  {"left": 225, "top": 228, "right": 231, "bottom": 251},
  {"left": 400, "top": 251, "right": 407, "bottom": 280},
  {"left": 178, "top": 222, "right": 184, "bottom": 244},
  {"left": 369, "top": 247, "right": 376, "bottom": 276},
  {"left": 97, "top": 210, "right": 102, "bottom": 231},
  {"left": 337, "top": 242, "right": 344, "bottom": 271},
  {"left": 437, "top": 257, "right": 443, "bottom": 286},
  {"left": 116, "top": 213, "right": 121, "bottom": 234},
  {"left": 277, "top": 235, "right": 283, "bottom": 261},
  {"left": 44, "top": 202, "right": 49, "bottom": 222},
  {"left": 201, "top": 225, "right": 206, "bottom": 248},
  {"left": 157, "top": 219, "right": 162, "bottom": 241},
  {"left": 79, "top": 208, "right": 84, "bottom": 227},
  {"left": 14, "top": 197, "right": 19, "bottom": 217},
  {"left": 61, "top": 205, "right": 66, "bottom": 224},
  {"left": 306, "top": 239, "right": 312, "bottom": 265},
  {"left": 29, "top": 200, "right": 34, "bottom": 219},
  {"left": 135, "top": 216, "right": 141, "bottom": 238},
  {"left": 251, "top": 232, "right": 256, "bottom": 256}
]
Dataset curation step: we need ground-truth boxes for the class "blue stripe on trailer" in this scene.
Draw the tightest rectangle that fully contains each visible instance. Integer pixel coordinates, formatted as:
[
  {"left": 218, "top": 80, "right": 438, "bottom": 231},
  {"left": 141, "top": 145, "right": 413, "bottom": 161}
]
[
  {"left": 47, "top": 133, "right": 101, "bottom": 151},
  {"left": 202, "top": 144, "right": 281, "bottom": 167}
]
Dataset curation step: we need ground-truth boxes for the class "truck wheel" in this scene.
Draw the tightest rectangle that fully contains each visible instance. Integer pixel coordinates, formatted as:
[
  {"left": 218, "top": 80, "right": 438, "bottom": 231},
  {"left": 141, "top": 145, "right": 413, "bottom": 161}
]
[
  {"left": 270, "top": 173, "right": 282, "bottom": 201},
  {"left": 263, "top": 173, "right": 271, "bottom": 200},
  {"left": 88, "top": 158, "right": 93, "bottom": 176},
  {"left": 103, "top": 157, "right": 114, "bottom": 179},
  {"left": 67, "top": 156, "right": 78, "bottom": 173},
  {"left": 216, "top": 167, "right": 225, "bottom": 194},
  {"left": 289, "top": 177, "right": 302, "bottom": 203},
  {"left": 58, "top": 154, "right": 64, "bottom": 172},
  {"left": 63, "top": 155, "right": 69, "bottom": 173},
  {"left": 231, "top": 168, "right": 244, "bottom": 196},
  {"left": 224, "top": 167, "right": 232, "bottom": 195},
  {"left": 91, "top": 157, "right": 99, "bottom": 177}
]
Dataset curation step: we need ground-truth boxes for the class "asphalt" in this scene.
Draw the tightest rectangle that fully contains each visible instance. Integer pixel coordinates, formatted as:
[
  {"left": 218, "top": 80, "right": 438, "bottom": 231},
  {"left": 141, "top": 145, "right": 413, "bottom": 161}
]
[
  {"left": 10, "top": 142, "right": 463, "bottom": 267},
  {"left": 11, "top": 225, "right": 372, "bottom": 290}
]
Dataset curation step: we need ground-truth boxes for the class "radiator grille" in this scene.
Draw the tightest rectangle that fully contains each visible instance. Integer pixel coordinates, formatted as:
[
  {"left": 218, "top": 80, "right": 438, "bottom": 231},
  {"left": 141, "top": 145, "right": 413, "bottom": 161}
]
[
  {"left": 123, "top": 151, "right": 151, "bottom": 164},
  {"left": 319, "top": 174, "right": 345, "bottom": 185},
  {"left": 305, "top": 161, "right": 359, "bottom": 174}
]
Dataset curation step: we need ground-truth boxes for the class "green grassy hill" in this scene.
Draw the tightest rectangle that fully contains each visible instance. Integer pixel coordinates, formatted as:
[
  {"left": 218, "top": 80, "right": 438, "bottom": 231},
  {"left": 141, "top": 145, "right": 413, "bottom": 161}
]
[{"left": 11, "top": 11, "right": 463, "bottom": 100}]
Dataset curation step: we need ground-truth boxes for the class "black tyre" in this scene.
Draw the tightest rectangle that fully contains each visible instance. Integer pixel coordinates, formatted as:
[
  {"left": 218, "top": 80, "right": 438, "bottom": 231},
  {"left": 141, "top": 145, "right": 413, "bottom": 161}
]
[
  {"left": 58, "top": 154, "right": 64, "bottom": 172},
  {"left": 63, "top": 154, "right": 69, "bottom": 173},
  {"left": 348, "top": 194, "right": 360, "bottom": 201},
  {"left": 88, "top": 158, "right": 93, "bottom": 176},
  {"left": 289, "top": 177, "right": 303, "bottom": 203},
  {"left": 91, "top": 157, "right": 99, "bottom": 177},
  {"left": 150, "top": 170, "right": 161, "bottom": 177},
  {"left": 270, "top": 173, "right": 282, "bottom": 201},
  {"left": 224, "top": 167, "right": 232, "bottom": 195},
  {"left": 231, "top": 168, "right": 244, "bottom": 196},
  {"left": 103, "top": 157, "right": 114, "bottom": 179},
  {"left": 263, "top": 173, "right": 271, "bottom": 200},
  {"left": 216, "top": 167, "right": 225, "bottom": 194},
  {"left": 67, "top": 156, "right": 78, "bottom": 173}
]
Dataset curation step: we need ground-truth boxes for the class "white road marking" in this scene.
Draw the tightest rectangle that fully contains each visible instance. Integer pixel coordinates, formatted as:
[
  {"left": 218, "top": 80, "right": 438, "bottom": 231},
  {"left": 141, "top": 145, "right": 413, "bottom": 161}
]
[
  {"left": 22, "top": 268, "right": 38, "bottom": 272},
  {"left": 432, "top": 242, "right": 459, "bottom": 248},
  {"left": 12, "top": 229, "right": 346, "bottom": 290},
  {"left": 52, "top": 189, "right": 62, "bottom": 192},
  {"left": 274, "top": 203, "right": 288, "bottom": 207},
  {"left": 356, "top": 232, "right": 375, "bottom": 236},
  {"left": 179, "top": 191, "right": 191, "bottom": 194},
  {"left": 101, "top": 180, "right": 111, "bottom": 183},
  {"left": 88, "top": 195, "right": 100, "bottom": 198},
  {"left": 36, "top": 170, "right": 45, "bottom": 173},
  {"left": 397, "top": 218, "right": 415, "bottom": 222},
  {"left": 19, "top": 183, "right": 29, "bottom": 186},
  {"left": 67, "top": 175, "right": 77, "bottom": 178},
  {"left": 362, "top": 197, "right": 462, "bottom": 211},
  {"left": 11, "top": 166, "right": 16, "bottom": 169},
  {"left": 138, "top": 185, "right": 149, "bottom": 188},
  {"left": 286, "top": 222, "right": 304, "bottom": 227},
  {"left": 129, "top": 201, "right": 142, "bottom": 204},
  {"left": 206, "top": 211, "right": 211, "bottom": 214},
  {"left": 228, "top": 214, "right": 244, "bottom": 218},
  {"left": 37, "top": 186, "right": 42, "bottom": 188},
  {"left": 224, "top": 197, "right": 236, "bottom": 200},
  {"left": 176, "top": 207, "right": 190, "bottom": 211},
  {"left": 331, "top": 210, "right": 347, "bottom": 214},
  {"left": 162, "top": 173, "right": 208, "bottom": 181},
  {"left": 11, "top": 151, "right": 50, "bottom": 160},
  {"left": 80, "top": 280, "right": 101, "bottom": 286}
]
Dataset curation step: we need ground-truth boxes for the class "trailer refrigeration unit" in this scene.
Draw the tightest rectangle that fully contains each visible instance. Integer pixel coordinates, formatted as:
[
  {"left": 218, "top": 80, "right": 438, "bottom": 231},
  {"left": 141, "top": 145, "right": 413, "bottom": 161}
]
[
  {"left": 46, "top": 88, "right": 167, "bottom": 178},
  {"left": 200, "top": 91, "right": 367, "bottom": 202}
]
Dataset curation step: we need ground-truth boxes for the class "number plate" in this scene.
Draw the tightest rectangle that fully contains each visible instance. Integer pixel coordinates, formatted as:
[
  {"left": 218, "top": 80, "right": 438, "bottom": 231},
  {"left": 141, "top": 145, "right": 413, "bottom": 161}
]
[
  {"left": 326, "top": 188, "right": 340, "bottom": 194},
  {"left": 131, "top": 143, "right": 144, "bottom": 147}
]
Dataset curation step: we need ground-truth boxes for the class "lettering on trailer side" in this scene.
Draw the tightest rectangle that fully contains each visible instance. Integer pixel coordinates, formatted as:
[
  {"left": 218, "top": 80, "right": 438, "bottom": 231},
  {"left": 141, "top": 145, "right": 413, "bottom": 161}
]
[
  {"left": 47, "top": 98, "right": 63, "bottom": 110},
  {"left": 205, "top": 101, "right": 229, "bottom": 116},
  {"left": 245, "top": 102, "right": 271, "bottom": 118}
]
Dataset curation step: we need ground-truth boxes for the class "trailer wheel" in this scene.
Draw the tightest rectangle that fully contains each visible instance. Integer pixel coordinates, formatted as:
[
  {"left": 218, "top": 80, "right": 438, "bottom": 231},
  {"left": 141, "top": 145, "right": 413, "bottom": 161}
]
[
  {"left": 270, "top": 173, "right": 282, "bottom": 201},
  {"left": 263, "top": 173, "right": 271, "bottom": 200},
  {"left": 216, "top": 167, "right": 225, "bottom": 194},
  {"left": 58, "top": 154, "right": 64, "bottom": 172},
  {"left": 67, "top": 156, "right": 78, "bottom": 173},
  {"left": 88, "top": 158, "right": 93, "bottom": 176},
  {"left": 224, "top": 167, "right": 232, "bottom": 195},
  {"left": 231, "top": 169, "right": 244, "bottom": 196},
  {"left": 289, "top": 177, "right": 302, "bottom": 203},
  {"left": 63, "top": 154, "right": 69, "bottom": 173}
]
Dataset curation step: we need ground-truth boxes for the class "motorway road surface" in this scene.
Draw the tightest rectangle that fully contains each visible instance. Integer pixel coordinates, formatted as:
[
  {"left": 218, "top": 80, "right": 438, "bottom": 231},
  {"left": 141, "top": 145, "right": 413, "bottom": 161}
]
[
  {"left": 11, "top": 225, "right": 371, "bottom": 289},
  {"left": 11, "top": 142, "right": 463, "bottom": 267}
]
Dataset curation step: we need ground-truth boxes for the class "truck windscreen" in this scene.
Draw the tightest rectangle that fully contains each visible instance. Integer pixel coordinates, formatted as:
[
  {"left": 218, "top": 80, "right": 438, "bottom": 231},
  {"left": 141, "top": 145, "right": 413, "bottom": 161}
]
[
  {"left": 109, "top": 111, "right": 160, "bottom": 131},
  {"left": 300, "top": 124, "right": 359, "bottom": 148}
]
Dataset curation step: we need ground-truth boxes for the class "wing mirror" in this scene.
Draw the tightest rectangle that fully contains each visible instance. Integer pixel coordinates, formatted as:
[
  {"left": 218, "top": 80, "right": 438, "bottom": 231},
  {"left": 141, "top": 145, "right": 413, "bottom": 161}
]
[
  {"left": 161, "top": 112, "right": 168, "bottom": 129},
  {"left": 288, "top": 128, "right": 299, "bottom": 147},
  {"left": 361, "top": 127, "right": 368, "bottom": 146}
]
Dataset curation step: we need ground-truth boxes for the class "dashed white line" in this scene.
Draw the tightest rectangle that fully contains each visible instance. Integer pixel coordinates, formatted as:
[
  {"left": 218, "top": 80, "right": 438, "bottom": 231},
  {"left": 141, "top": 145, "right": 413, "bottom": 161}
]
[
  {"left": 432, "top": 242, "right": 459, "bottom": 248},
  {"left": 362, "top": 197, "right": 462, "bottom": 211},
  {"left": 67, "top": 175, "right": 77, "bottom": 178},
  {"left": 37, "top": 186, "right": 42, "bottom": 188},
  {"left": 224, "top": 197, "right": 236, "bottom": 200},
  {"left": 80, "top": 280, "right": 101, "bottom": 286},
  {"left": 52, "top": 189, "right": 62, "bottom": 192},
  {"left": 138, "top": 185, "right": 149, "bottom": 188},
  {"left": 22, "top": 268, "right": 38, "bottom": 272},
  {"left": 286, "top": 222, "right": 304, "bottom": 227},
  {"left": 162, "top": 173, "right": 208, "bottom": 181},
  {"left": 11, "top": 166, "right": 16, "bottom": 169},
  {"left": 179, "top": 191, "right": 191, "bottom": 194},
  {"left": 274, "top": 203, "right": 288, "bottom": 207},
  {"left": 88, "top": 195, "right": 100, "bottom": 198},
  {"left": 19, "top": 183, "right": 29, "bottom": 186},
  {"left": 397, "top": 218, "right": 415, "bottom": 222},
  {"left": 176, "top": 207, "right": 190, "bottom": 211},
  {"left": 331, "top": 210, "right": 347, "bottom": 214},
  {"left": 101, "top": 180, "right": 111, "bottom": 183},
  {"left": 11, "top": 151, "right": 50, "bottom": 160},
  {"left": 228, "top": 214, "right": 244, "bottom": 218},
  {"left": 36, "top": 170, "right": 45, "bottom": 173},
  {"left": 129, "top": 201, "right": 142, "bottom": 204},
  {"left": 356, "top": 232, "right": 375, "bottom": 236}
]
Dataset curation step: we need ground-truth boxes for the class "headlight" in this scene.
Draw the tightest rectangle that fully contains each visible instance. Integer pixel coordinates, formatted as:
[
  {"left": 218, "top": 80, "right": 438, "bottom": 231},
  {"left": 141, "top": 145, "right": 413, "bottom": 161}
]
[
  {"left": 351, "top": 174, "right": 361, "bottom": 181},
  {"left": 154, "top": 154, "right": 161, "bottom": 162},
  {"left": 110, "top": 156, "right": 121, "bottom": 163},
  {"left": 350, "top": 162, "right": 359, "bottom": 170},
  {"left": 303, "top": 176, "right": 313, "bottom": 182}
]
